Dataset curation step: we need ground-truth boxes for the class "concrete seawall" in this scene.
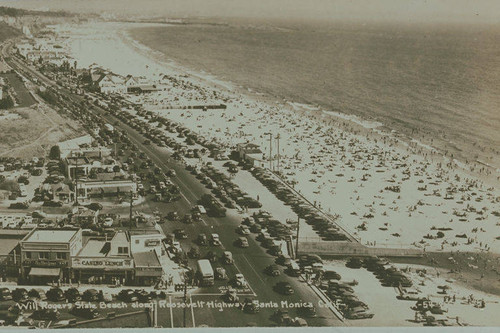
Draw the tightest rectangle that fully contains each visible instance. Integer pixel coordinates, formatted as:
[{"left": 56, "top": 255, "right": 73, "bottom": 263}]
[{"left": 298, "top": 241, "right": 424, "bottom": 258}]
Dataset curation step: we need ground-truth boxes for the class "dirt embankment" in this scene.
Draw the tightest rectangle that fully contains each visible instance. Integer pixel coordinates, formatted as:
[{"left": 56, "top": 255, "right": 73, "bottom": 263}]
[{"left": 0, "top": 104, "right": 84, "bottom": 158}]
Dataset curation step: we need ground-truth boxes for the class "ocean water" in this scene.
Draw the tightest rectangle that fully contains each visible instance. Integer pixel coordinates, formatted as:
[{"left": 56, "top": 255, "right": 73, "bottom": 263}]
[{"left": 129, "top": 21, "right": 500, "bottom": 169}]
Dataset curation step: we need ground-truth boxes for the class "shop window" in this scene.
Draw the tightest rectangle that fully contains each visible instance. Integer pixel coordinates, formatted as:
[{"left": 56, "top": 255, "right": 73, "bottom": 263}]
[
  {"left": 118, "top": 247, "right": 128, "bottom": 254},
  {"left": 39, "top": 252, "right": 50, "bottom": 259},
  {"left": 56, "top": 252, "right": 67, "bottom": 260}
]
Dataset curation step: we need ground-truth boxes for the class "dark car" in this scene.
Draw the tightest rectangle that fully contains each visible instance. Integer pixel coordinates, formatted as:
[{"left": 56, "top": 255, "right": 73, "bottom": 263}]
[
  {"left": 31, "top": 308, "right": 60, "bottom": 321},
  {"left": 188, "top": 246, "right": 200, "bottom": 259},
  {"left": 46, "top": 287, "right": 65, "bottom": 302},
  {"left": 346, "top": 258, "right": 363, "bottom": 269},
  {"left": 174, "top": 229, "right": 188, "bottom": 239},
  {"left": 82, "top": 289, "right": 100, "bottom": 302},
  {"left": 197, "top": 234, "right": 208, "bottom": 246},
  {"left": 0, "top": 288, "right": 12, "bottom": 301},
  {"left": 182, "top": 214, "right": 193, "bottom": 224},
  {"left": 324, "top": 270, "right": 342, "bottom": 280},
  {"left": 135, "top": 290, "right": 152, "bottom": 303},
  {"left": 70, "top": 306, "right": 99, "bottom": 319},
  {"left": 12, "top": 288, "right": 28, "bottom": 302},
  {"left": 242, "top": 298, "right": 260, "bottom": 314},
  {"left": 205, "top": 251, "right": 218, "bottom": 263},
  {"left": 65, "top": 288, "right": 81, "bottom": 302},
  {"left": 28, "top": 289, "right": 47, "bottom": 300},
  {"left": 265, "top": 264, "right": 281, "bottom": 277},
  {"left": 166, "top": 211, "right": 179, "bottom": 221},
  {"left": 275, "top": 281, "right": 294, "bottom": 295},
  {"left": 118, "top": 289, "right": 138, "bottom": 303}
]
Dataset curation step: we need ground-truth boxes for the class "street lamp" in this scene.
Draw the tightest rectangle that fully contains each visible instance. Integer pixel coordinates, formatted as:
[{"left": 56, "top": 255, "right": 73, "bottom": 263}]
[{"left": 264, "top": 132, "right": 273, "bottom": 171}]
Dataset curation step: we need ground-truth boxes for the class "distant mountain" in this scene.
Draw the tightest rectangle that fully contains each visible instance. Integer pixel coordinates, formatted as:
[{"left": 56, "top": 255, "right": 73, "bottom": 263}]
[
  {"left": 0, "top": 6, "right": 72, "bottom": 17},
  {"left": 0, "top": 21, "right": 21, "bottom": 42}
]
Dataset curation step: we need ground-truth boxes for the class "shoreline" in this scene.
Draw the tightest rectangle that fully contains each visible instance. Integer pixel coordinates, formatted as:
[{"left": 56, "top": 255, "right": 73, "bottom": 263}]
[
  {"left": 57, "top": 21, "right": 500, "bottom": 255},
  {"left": 123, "top": 24, "right": 500, "bottom": 188}
]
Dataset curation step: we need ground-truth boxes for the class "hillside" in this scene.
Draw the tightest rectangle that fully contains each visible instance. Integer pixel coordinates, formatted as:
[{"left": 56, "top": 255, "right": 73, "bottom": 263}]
[
  {"left": 0, "top": 22, "right": 21, "bottom": 43},
  {"left": 0, "top": 6, "right": 72, "bottom": 17}
]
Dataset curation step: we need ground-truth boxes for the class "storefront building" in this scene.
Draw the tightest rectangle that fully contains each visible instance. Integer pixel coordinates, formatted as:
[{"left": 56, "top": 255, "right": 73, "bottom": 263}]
[
  {"left": 20, "top": 229, "right": 83, "bottom": 284},
  {"left": 72, "top": 231, "right": 134, "bottom": 285},
  {"left": 133, "top": 251, "right": 162, "bottom": 286}
]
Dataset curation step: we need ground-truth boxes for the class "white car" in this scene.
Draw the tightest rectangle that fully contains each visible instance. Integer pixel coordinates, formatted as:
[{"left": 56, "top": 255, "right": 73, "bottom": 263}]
[
  {"left": 239, "top": 225, "right": 250, "bottom": 235},
  {"left": 196, "top": 205, "right": 207, "bottom": 214},
  {"left": 103, "top": 217, "right": 114, "bottom": 227},
  {"left": 211, "top": 234, "right": 221, "bottom": 246},
  {"left": 235, "top": 273, "right": 247, "bottom": 288},
  {"left": 171, "top": 241, "right": 182, "bottom": 254}
]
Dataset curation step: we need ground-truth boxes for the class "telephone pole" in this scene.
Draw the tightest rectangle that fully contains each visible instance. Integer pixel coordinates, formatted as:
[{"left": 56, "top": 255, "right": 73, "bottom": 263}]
[
  {"left": 264, "top": 132, "right": 273, "bottom": 171},
  {"left": 129, "top": 190, "right": 133, "bottom": 229},
  {"left": 183, "top": 273, "right": 188, "bottom": 327},
  {"left": 276, "top": 133, "right": 280, "bottom": 174},
  {"left": 295, "top": 217, "right": 300, "bottom": 259},
  {"left": 74, "top": 153, "right": 79, "bottom": 206}
]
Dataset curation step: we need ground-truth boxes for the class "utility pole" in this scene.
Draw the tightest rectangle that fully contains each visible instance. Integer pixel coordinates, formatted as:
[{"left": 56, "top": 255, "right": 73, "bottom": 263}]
[
  {"left": 295, "top": 217, "right": 300, "bottom": 259},
  {"left": 264, "top": 132, "right": 273, "bottom": 171},
  {"left": 183, "top": 273, "right": 188, "bottom": 327},
  {"left": 74, "top": 152, "right": 79, "bottom": 206},
  {"left": 276, "top": 133, "right": 280, "bottom": 174},
  {"left": 129, "top": 190, "right": 134, "bottom": 229}
]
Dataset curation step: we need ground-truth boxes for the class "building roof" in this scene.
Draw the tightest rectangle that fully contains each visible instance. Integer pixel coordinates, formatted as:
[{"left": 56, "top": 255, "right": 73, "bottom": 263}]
[
  {"left": 0, "top": 238, "right": 21, "bottom": 256},
  {"left": 78, "top": 239, "right": 107, "bottom": 257},
  {"left": 129, "top": 229, "right": 161, "bottom": 236},
  {"left": 133, "top": 251, "right": 161, "bottom": 267},
  {"left": 23, "top": 229, "right": 78, "bottom": 243}
]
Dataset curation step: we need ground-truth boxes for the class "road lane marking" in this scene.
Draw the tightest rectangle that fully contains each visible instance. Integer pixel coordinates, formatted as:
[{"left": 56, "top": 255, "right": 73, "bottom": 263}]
[
  {"left": 233, "top": 257, "right": 258, "bottom": 297},
  {"left": 169, "top": 295, "right": 174, "bottom": 328}
]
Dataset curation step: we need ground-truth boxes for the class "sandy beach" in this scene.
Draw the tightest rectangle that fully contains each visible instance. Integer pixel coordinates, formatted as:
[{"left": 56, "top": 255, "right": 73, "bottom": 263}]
[{"left": 53, "top": 22, "right": 500, "bottom": 255}]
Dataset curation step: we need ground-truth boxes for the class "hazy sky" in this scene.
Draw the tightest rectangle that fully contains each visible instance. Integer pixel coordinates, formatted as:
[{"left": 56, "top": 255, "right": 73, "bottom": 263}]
[{"left": 1, "top": 0, "right": 499, "bottom": 24}]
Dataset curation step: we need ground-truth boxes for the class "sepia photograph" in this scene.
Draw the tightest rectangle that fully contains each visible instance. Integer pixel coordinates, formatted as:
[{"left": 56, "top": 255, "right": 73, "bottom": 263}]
[{"left": 0, "top": 0, "right": 498, "bottom": 329}]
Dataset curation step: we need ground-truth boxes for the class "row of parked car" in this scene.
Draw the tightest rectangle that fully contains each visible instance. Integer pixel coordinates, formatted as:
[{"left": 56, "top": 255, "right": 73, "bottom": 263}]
[
  {"left": 0, "top": 285, "right": 174, "bottom": 324},
  {"left": 250, "top": 167, "right": 348, "bottom": 242},
  {"left": 196, "top": 164, "right": 262, "bottom": 210}
]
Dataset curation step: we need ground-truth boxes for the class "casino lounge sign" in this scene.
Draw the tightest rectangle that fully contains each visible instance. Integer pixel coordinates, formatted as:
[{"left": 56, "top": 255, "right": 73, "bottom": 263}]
[{"left": 72, "top": 258, "right": 133, "bottom": 269}]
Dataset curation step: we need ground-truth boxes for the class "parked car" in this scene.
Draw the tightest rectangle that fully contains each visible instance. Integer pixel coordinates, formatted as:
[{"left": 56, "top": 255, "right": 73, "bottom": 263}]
[
  {"left": 215, "top": 267, "right": 228, "bottom": 280},
  {"left": 233, "top": 274, "right": 247, "bottom": 288},
  {"left": 82, "top": 289, "right": 100, "bottom": 302},
  {"left": 265, "top": 264, "right": 281, "bottom": 277},
  {"left": 188, "top": 246, "right": 200, "bottom": 259},
  {"left": 64, "top": 288, "right": 81, "bottom": 303},
  {"left": 222, "top": 251, "right": 234, "bottom": 264},
  {"left": 166, "top": 211, "right": 179, "bottom": 221},
  {"left": 0, "top": 288, "right": 12, "bottom": 301},
  {"left": 28, "top": 289, "right": 46, "bottom": 300},
  {"left": 274, "top": 281, "right": 294, "bottom": 295},
  {"left": 174, "top": 228, "right": 188, "bottom": 239},
  {"left": 12, "top": 288, "right": 28, "bottom": 302},
  {"left": 237, "top": 237, "right": 249, "bottom": 248},
  {"left": 197, "top": 234, "right": 208, "bottom": 246},
  {"left": 118, "top": 289, "right": 138, "bottom": 303},
  {"left": 210, "top": 234, "right": 221, "bottom": 246},
  {"left": 46, "top": 287, "right": 65, "bottom": 302},
  {"left": 242, "top": 298, "right": 259, "bottom": 314}
]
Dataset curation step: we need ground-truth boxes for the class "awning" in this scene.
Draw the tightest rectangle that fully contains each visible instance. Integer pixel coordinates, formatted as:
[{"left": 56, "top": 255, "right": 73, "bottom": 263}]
[
  {"left": 135, "top": 269, "right": 163, "bottom": 277},
  {"left": 29, "top": 267, "right": 61, "bottom": 277}
]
